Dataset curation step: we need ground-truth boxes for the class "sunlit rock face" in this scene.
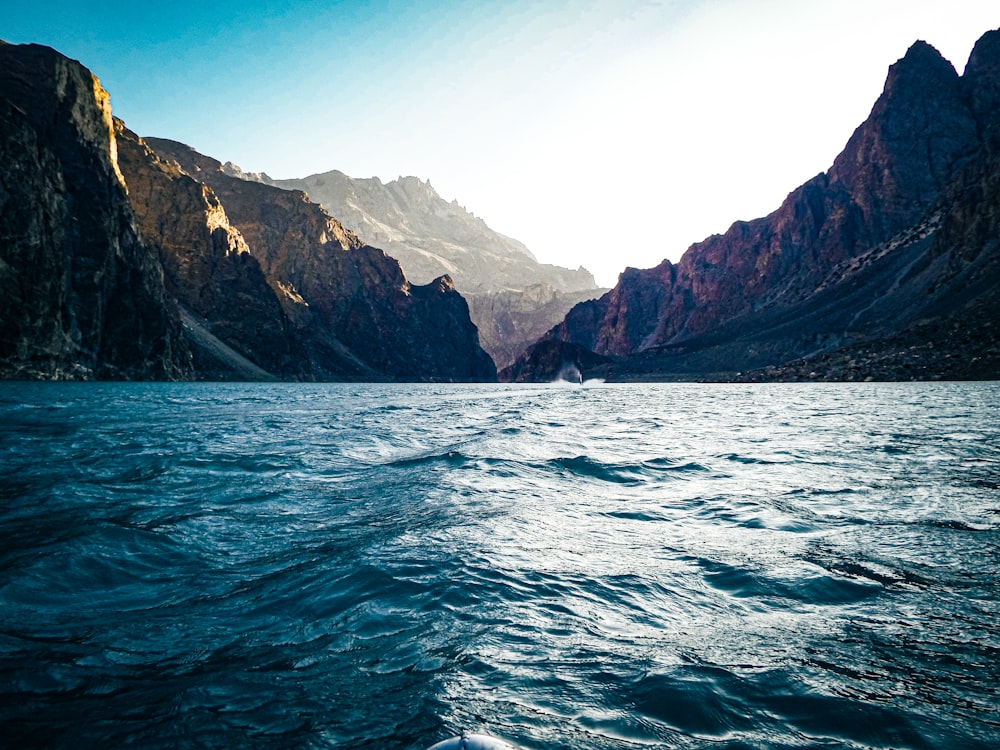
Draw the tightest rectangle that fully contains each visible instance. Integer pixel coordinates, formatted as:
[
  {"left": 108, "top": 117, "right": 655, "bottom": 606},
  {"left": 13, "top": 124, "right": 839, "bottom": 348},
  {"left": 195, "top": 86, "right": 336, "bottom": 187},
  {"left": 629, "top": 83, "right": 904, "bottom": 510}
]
[
  {"left": 262, "top": 169, "right": 597, "bottom": 293},
  {"left": 512, "top": 30, "right": 1000, "bottom": 382},
  {"left": 242, "top": 167, "right": 606, "bottom": 369},
  {"left": 0, "top": 42, "right": 191, "bottom": 380},
  {"left": 114, "top": 124, "right": 302, "bottom": 379},
  {"left": 145, "top": 138, "right": 497, "bottom": 382}
]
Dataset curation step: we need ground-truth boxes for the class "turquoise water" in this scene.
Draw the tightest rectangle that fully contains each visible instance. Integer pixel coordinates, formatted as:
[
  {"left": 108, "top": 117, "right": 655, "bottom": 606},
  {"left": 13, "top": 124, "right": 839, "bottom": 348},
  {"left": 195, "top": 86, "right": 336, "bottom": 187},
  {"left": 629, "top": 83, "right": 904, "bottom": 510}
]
[{"left": 1, "top": 382, "right": 998, "bottom": 749}]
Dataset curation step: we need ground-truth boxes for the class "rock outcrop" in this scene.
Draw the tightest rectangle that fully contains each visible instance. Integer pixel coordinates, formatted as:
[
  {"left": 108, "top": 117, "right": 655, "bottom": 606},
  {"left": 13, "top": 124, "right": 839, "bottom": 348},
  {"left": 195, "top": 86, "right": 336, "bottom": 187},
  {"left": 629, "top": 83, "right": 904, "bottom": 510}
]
[
  {"left": 511, "top": 30, "right": 1000, "bottom": 382},
  {"left": 145, "top": 139, "right": 496, "bottom": 381},
  {"left": 114, "top": 123, "right": 301, "bottom": 379},
  {"left": 244, "top": 167, "right": 606, "bottom": 368},
  {"left": 0, "top": 42, "right": 191, "bottom": 380}
]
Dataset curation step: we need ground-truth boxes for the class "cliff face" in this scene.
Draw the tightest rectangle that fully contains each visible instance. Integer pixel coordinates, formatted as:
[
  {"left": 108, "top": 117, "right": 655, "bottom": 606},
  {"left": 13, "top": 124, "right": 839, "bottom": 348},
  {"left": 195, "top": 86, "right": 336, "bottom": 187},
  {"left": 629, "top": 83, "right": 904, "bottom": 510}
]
[
  {"left": 114, "top": 123, "right": 300, "bottom": 379},
  {"left": 0, "top": 42, "right": 190, "bottom": 380},
  {"left": 145, "top": 139, "right": 496, "bottom": 381},
  {"left": 521, "top": 31, "right": 1000, "bottom": 381},
  {"left": 246, "top": 167, "right": 606, "bottom": 368},
  {"left": 0, "top": 41, "right": 495, "bottom": 382}
]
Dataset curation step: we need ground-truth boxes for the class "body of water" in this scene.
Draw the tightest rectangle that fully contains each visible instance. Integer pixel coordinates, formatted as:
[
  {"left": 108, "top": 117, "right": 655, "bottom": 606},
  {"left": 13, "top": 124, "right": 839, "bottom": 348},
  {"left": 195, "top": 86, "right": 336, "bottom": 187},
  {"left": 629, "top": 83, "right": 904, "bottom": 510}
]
[{"left": 1, "top": 382, "right": 998, "bottom": 749}]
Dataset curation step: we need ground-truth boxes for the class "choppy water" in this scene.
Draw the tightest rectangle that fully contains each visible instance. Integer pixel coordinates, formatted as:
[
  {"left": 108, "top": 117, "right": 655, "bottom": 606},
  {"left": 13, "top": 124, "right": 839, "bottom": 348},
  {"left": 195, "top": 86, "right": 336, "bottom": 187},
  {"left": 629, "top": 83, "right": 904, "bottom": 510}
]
[{"left": 1, "top": 382, "right": 998, "bottom": 749}]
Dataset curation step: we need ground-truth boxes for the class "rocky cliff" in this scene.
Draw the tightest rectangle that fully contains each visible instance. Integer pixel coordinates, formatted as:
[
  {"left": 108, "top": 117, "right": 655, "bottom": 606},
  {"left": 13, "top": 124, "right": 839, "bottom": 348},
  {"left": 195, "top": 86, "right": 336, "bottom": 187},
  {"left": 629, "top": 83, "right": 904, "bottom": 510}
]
[
  {"left": 261, "top": 169, "right": 595, "bottom": 292},
  {"left": 145, "top": 139, "right": 496, "bottom": 381},
  {"left": 114, "top": 123, "right": 302, "bottom": 379},
  {"left": 511, "top": 30, "right": 1000, "bottom": 382},
  {"left": 242, "top": 167, "right": 606, "bottom": 368},
  {"left": 0, "top": 41, "right": 495, "bottom": 382},
  {"left": 0, "top": 42, "right": 191, "bottom": 380}
]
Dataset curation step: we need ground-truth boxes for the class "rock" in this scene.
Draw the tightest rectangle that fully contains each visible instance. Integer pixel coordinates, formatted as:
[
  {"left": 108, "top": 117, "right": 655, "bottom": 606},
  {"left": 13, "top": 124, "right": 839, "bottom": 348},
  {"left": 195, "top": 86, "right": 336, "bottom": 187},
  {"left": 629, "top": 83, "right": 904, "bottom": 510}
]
[
  {"left": 0, "top": 42, "right": 191, "bottom": 380},
  {"left": 263, "top": 169, "right": 597, "bottom": 293},
  {"left": 145, "top": 138, "right": 496, "bottom": 381},
  {"left": 114, "top": 123, "right": 300, "bottom": 379},
  {"left": 514, "top": 29, "right": 1000, "bottom": 382},
  {"left": 246, "top": 168, "right": 606, "bottom": 367}
]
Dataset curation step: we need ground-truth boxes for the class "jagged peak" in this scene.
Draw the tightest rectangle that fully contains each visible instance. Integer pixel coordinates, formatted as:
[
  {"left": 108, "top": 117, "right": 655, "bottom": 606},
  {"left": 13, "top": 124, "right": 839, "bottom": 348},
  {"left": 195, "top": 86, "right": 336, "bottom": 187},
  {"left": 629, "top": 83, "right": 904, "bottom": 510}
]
[
  {"left": 431, "top": 274, "right": 455, "bottom": 291},
  {"left": 881, "top": 38, "right": 958, "bottom": 99},
  {"left": 221, "top": 161, "right": 269, "bottom": 183},
  {"left": 963, "top": 28, "right": 1000, "bottom": 140},
  {"left": 964, "top": 28, "right": 1000, "bottom": 76}
]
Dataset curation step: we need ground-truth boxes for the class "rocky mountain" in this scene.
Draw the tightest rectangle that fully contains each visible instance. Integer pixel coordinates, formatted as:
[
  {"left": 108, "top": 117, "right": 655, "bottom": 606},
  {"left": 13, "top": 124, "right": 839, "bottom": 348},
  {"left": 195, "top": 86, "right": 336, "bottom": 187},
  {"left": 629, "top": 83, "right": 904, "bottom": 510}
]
[
  {"left": 114, "top": 123, "right": 301, "bottom": 380},
  {"left": 506, "top": 30, "right": 1000, "bottom": 382},
  {"left": 260, "top": 170, "right": 594, "bottom": 292},
  {"left": 0, "top": 42, "right": 191, "bottom": 380},
  {"left": 0, "top": 42, "right": 495, "bottom": 382},
  {"left": 143, "top": 138, "right": 496, "bottom": 382},
  {"left": 239, "top": 167, "right": 606, "bottom": 368}
]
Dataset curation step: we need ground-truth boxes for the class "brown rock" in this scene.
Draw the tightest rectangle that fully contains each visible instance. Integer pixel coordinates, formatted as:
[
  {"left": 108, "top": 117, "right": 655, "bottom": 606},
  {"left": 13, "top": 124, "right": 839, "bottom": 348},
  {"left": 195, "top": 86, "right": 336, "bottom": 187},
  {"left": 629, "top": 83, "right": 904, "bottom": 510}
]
[{"left": 145, "top": 138, "right": 496, "bottom": 381}]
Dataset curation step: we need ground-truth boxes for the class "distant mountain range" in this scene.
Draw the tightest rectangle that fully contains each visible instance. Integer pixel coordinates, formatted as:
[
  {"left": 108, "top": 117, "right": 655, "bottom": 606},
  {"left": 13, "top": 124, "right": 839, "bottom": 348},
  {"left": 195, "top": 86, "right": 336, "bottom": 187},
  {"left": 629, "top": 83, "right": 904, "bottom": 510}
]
[
  {"left": 222, "top": 166, "right": 605, "bottom": 368},
  {"left": 505, "top": 30, "right": 1000, "bottom": 382}
]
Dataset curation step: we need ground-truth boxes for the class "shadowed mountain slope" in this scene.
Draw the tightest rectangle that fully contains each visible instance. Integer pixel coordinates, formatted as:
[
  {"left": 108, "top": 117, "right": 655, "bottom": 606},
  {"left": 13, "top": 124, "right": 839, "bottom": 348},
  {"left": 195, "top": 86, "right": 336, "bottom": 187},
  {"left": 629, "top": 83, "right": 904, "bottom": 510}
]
[
  {"left": 506, "top": 31, "right": 1000, "bottom": 382},
  {"left": 240, "top": 168, "right": 606, "bottom": 368},
  {"left": 0, "top": 42, "right": 191, "bottom": 380},
  {"left": 145, "top": 138, "right": 497, "bottom": 382}
]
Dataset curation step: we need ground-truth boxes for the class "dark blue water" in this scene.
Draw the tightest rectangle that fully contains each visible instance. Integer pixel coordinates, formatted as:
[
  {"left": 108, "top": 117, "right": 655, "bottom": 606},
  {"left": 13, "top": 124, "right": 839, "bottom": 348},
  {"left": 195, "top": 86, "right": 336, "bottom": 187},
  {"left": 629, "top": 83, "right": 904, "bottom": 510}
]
[{"left": 1, "top": 382, "right": 998, "bottom": 749}]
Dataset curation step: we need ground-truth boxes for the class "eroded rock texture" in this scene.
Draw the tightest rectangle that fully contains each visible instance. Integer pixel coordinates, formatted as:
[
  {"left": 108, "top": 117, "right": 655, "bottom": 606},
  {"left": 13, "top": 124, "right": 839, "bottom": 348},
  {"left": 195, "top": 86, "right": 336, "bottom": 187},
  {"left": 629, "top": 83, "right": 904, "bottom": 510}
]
[
  {"left": 232, "top": 166, "right": 605, "bottom": 369},
  {"left": 114, "top": 123, "right": 300, "bottom": 379},
  {"left": 0, "top": 42, "right": 190, "bottom": 380}
]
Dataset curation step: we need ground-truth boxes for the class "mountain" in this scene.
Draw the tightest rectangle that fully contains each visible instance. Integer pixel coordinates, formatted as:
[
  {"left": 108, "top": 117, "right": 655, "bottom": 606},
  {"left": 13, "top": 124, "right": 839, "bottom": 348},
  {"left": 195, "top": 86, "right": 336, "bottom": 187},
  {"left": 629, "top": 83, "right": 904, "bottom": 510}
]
[
  {"left": 505, "top": 31, "right": 1000, "bottom": 382},
  {"left": 134, "top": 137, "right": 497, "bottom": 382},
  {"left": 0, "top": 42, "right": 496, "bottom": 382},
  {"left": 114, "top": 123, "right": 301, "bottom": 380},
  {"left": 0, "top": 42, "right": 191, "bottom": 380},
  {"left": 241, "top": 168, "right": 606, "bottom": 368},
  {"left": 260, "top": 170, "right": 595, "bottom": 293}
]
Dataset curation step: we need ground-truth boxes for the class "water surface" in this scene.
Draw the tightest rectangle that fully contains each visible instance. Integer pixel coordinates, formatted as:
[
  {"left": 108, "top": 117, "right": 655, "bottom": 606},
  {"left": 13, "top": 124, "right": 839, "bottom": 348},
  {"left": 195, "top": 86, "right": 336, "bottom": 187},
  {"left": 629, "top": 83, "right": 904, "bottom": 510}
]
[{"left": 1, "top": 382, "right": 998, "bottom": 749}]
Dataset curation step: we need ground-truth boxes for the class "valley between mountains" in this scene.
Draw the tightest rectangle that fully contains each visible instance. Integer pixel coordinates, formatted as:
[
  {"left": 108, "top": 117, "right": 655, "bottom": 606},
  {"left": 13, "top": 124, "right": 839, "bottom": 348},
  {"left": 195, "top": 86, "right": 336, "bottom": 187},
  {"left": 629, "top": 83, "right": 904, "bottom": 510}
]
[{"left": 1, "top": 31, "right": 999, "bottom": 382}]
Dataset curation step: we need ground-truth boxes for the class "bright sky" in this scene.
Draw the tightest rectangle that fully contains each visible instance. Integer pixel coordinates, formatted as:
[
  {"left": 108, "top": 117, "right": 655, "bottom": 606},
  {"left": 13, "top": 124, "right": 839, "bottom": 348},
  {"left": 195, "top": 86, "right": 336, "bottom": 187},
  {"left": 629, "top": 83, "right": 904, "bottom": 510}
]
[{"left": 4, "top": 1, "right": 998, "bottom": 286}]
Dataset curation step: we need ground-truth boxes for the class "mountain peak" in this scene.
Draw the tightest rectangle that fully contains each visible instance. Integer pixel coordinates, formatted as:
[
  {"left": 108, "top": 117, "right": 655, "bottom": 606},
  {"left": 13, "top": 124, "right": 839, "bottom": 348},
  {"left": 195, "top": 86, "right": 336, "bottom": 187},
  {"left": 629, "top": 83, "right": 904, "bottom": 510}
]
[
  {"left": 963, "top": 28, "right": 1000, "bottom": 145},
  {"left": 883, "top": 39, "right": 957, "bottom": 99},
  {"left": 827, "top": 33, "right": 976, "bottom": 237},
  {"left": 964, "top": 28, "right": 1000, "bottom": 76}
]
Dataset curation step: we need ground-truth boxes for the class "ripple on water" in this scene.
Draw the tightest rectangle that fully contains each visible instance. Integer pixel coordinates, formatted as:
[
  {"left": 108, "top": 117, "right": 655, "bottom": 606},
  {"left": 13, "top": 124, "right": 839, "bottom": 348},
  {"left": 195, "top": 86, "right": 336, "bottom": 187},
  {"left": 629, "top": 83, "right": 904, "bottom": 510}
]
[{"left": 0, "top": 382, "right": 998, "bottom": 749}]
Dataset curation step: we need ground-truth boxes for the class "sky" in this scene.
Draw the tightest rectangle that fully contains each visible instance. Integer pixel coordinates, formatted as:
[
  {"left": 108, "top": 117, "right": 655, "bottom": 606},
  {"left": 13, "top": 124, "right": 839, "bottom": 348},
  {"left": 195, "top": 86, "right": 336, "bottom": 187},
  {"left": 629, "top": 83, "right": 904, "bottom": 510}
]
[{"left": 3, "top": 1, "right": 998, "bottom": 287}]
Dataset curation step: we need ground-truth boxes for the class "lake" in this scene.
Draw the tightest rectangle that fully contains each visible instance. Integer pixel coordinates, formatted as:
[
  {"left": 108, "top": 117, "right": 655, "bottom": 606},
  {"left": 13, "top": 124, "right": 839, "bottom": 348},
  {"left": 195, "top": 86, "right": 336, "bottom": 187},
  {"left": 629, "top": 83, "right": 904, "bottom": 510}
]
[{"left": 1, "top": 382, "right": 998, "bottom": 749}]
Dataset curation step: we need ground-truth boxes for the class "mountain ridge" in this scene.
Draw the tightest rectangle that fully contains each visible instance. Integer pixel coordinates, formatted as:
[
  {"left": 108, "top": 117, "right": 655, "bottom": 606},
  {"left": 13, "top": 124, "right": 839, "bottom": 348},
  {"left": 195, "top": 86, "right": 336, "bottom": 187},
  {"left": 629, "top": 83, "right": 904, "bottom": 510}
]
[
  {"left": 142, "top": 136, "right": 497, "bottom": 382},
  {"left": 234, "top": 166, "right": 607, "bottom": 368},
  {"left": 504, "top": 30, "right": 1000, "bottom": 382},
  {"left": 0, "top": 41, "right": 496, "bottom": 382}
]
